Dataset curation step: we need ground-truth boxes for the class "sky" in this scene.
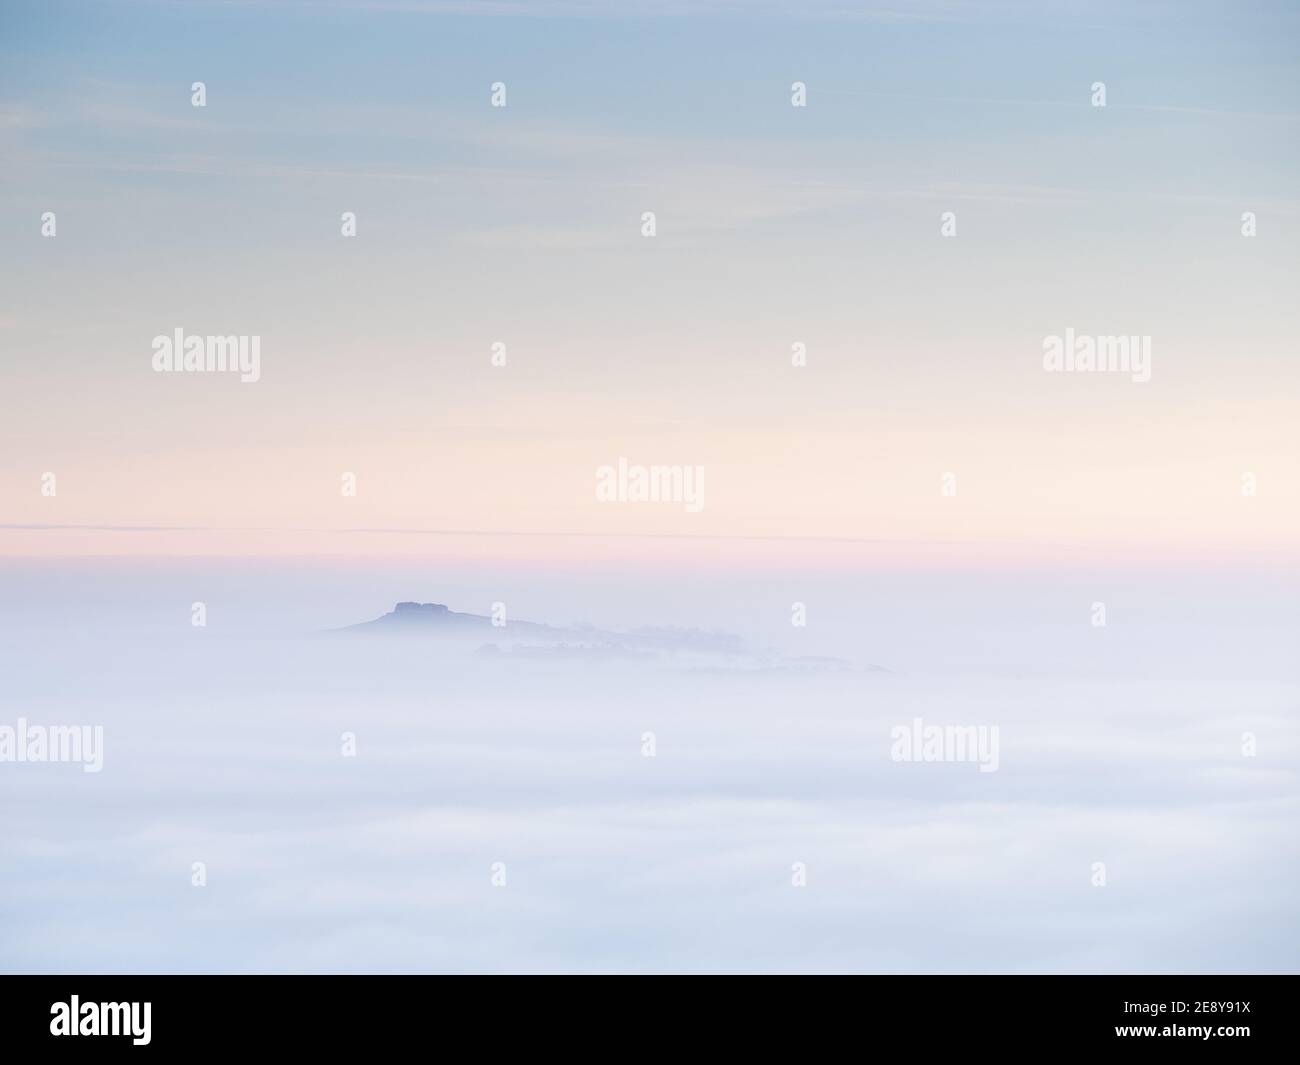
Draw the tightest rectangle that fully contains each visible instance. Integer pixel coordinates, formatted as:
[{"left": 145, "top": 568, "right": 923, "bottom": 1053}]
[{"left": 1, "top": 0, "right": 1297, "bottom": 562}]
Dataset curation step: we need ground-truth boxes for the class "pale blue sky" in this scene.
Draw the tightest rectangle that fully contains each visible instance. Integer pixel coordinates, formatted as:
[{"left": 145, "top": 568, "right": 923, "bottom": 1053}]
[{"left": 1, "top": 0, "right": 1297, "bottom": 556}]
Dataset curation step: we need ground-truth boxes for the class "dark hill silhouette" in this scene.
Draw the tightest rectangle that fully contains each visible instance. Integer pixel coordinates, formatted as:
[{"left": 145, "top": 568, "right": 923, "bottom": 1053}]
[
  {"left": 347, "top": 601, "right": 553, "bottom": 635},
  {"left": 333, "top": 601, "right": 881, "bottom": 672},
  {"left": 338, "top": 601, "right": 743, "bottom": 656}
]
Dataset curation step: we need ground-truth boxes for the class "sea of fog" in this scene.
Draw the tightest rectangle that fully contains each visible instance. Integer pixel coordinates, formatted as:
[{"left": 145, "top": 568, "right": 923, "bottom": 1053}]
[{"left": 0, "top": 557, "right": 1296, "bottom": 973}]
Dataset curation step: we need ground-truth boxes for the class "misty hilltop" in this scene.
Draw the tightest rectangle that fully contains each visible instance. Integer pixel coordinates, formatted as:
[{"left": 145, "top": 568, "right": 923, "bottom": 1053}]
[
  {"left": 337, "top": 601, "right": 744, "bottom": 657},
  {"left": 333, "top": 601, "right": 880, "bottom": 673},
  {"left": 344, "top": 601, "right": 555, "bottom": 637}
]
